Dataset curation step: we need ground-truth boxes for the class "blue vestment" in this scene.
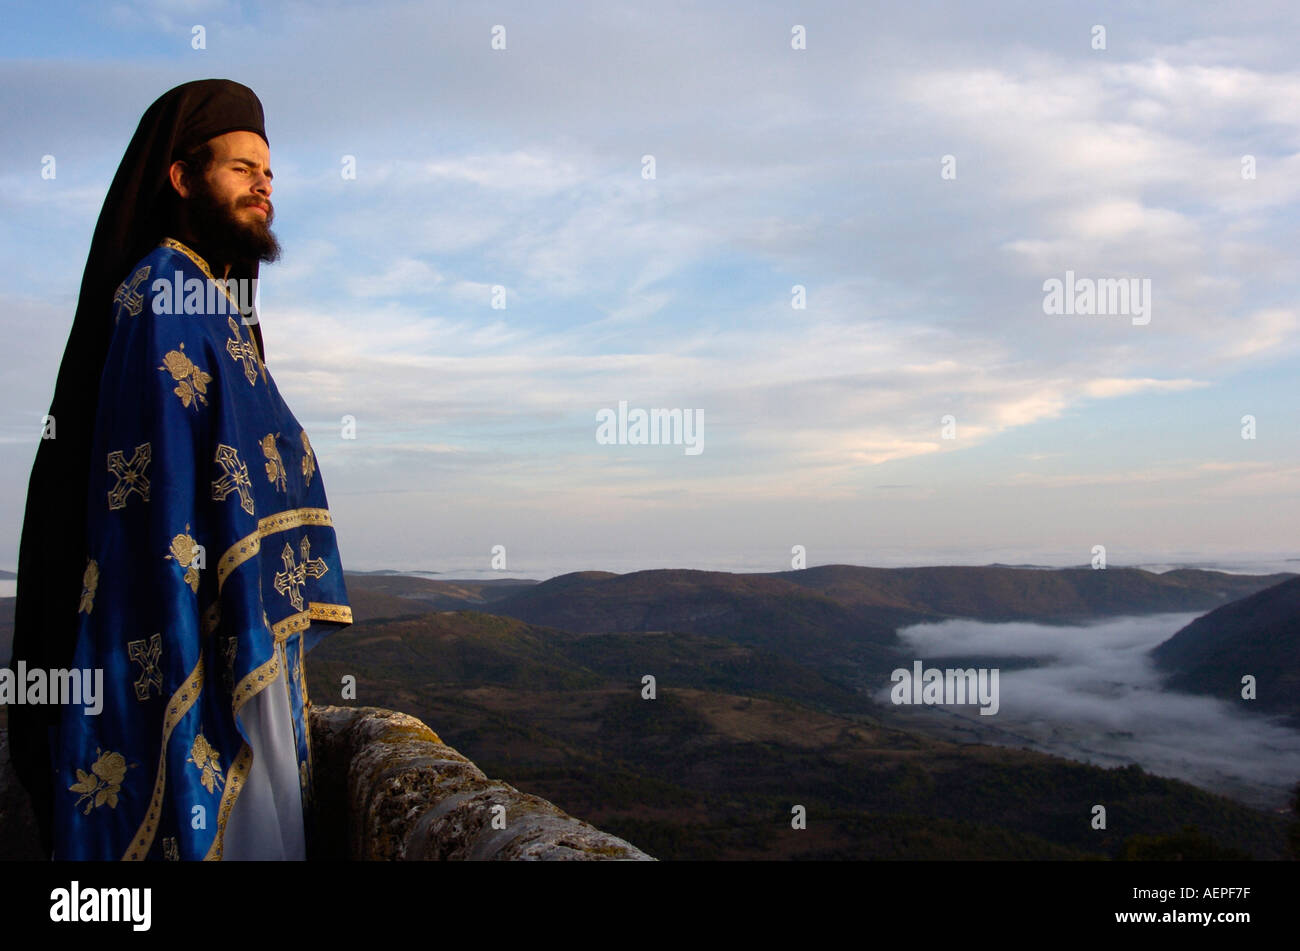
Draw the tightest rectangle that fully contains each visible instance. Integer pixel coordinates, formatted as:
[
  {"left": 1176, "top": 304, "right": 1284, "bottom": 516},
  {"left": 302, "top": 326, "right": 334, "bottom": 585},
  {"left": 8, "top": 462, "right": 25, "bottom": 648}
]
[{"left": 52, "top": 237, "right": 352, "bottom": 860}]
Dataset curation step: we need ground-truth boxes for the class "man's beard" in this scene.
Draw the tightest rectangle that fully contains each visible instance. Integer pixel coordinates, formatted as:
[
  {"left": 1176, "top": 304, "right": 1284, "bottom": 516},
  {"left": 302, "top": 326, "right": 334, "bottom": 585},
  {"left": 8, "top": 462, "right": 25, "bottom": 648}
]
[{"left": 185, "top": 175, "right": 281, "bottom": 267}]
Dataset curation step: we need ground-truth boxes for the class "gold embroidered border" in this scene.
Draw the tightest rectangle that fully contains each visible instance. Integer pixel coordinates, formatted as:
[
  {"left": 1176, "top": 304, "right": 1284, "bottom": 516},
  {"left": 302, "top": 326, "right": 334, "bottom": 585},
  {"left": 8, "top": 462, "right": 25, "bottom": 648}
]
[
  {"left": 215, "top": 507, "right": 336, "bottom": 592},
  {"left": 204, "top": 742, "right": 253, "bottom": 861},
  {"left": 309, "top": 602, "right": 352, "bottom": 624},
  {"left": 273, "top": 610, "right": 311, "bottom": 641},
  {"left": 228, "top": 637, "right": 284, "bottom": 711},
  {"left": 122, "top": 655, "right": 206, "bottom": 861},
  {"left": 159, "top": 237, "right": 240, "bottom": 313},
  {"left": 202, "top": 600, "right": 351, "bottom": 641},
  {"left": 161, "top": 237, "right": 216, "bottom": 281}
]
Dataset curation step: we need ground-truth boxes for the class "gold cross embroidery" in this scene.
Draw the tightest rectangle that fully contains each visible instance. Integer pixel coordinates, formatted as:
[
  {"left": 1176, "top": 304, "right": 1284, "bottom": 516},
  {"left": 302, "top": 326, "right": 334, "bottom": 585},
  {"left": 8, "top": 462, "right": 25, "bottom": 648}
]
[
  {"left": 127, "top": 633, "right": 163, "bottom": 701},
  {"left": 113, "top": 265, "right": 151, "bottom": 323},
  {"left": 107, "top": 442, "right": 151, "bottom": 510},
  {"left": 225, "top": 316, "right": 264, "bottom": 385},
  {"left": 211, "top": 444, "right": 255, "bottom": 515},
  {"left": 273, "top": 537, "right": 329, "bottom": 612}
]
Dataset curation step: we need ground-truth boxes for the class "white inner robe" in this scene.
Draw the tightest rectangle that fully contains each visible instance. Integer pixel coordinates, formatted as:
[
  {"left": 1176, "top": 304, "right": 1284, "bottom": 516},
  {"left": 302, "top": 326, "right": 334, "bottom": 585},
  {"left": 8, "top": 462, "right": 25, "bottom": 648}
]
[{"left": 221, "top": 658, "right": 305, "bottom": 860}]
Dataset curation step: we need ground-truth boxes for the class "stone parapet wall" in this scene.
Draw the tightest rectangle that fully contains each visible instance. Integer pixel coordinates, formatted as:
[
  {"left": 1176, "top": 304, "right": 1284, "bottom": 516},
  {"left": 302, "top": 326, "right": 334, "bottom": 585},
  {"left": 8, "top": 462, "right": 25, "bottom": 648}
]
[{"left": 309, "top": 705, "right": 653, "bottom": 861}]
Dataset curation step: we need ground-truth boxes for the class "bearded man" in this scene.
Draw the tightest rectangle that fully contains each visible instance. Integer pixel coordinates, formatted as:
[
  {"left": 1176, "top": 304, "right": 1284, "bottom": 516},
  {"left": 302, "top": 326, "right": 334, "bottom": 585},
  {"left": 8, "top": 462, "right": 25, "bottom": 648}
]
[{"left": 9, "top": 79, "right": 352, "bottom": 860}]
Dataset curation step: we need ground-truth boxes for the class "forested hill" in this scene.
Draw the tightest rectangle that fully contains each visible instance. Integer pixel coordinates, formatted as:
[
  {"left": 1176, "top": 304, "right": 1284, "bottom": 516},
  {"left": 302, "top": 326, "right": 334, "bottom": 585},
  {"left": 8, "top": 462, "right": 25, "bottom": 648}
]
[
  {"left": 1151, "top": 575, "right": 1300, "bottom": 727},
  {"left": 485, "top": 564, "right": 1292, "bottom": 642},
  {"left": 770, "top": 564, "right": 1295, "bottom": 622}
]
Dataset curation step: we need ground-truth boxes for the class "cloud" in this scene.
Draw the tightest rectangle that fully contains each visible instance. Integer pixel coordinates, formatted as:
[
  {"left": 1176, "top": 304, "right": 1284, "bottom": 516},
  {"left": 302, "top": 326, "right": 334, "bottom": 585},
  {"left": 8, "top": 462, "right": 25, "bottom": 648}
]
[
  {"left": 2, "top": 1, "right": 1300, "bottom": 569},
  {"left": 1080, "top": 377, "right": 1207, "bottom": 399}
]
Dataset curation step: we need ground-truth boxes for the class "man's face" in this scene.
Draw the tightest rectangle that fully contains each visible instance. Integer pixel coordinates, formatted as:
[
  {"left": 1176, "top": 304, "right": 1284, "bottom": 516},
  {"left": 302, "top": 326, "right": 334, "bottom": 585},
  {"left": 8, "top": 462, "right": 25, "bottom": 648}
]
[{"left": 178, "top": 130, "right": 280, "bottom": 265}]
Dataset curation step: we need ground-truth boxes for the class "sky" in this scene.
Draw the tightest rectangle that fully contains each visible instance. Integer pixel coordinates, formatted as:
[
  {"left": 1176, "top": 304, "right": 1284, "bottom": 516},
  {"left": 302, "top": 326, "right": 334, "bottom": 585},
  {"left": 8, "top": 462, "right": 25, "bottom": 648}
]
[{"left": 2, "top": 0, "right": 1298, "bottom": 578}]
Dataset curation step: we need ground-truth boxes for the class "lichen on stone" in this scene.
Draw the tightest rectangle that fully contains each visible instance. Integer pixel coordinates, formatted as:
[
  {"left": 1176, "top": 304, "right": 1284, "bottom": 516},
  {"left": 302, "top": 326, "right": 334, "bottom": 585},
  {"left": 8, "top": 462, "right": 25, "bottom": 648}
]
[{"left": 309, "top": 704, "right": 654, "bottom": 861}]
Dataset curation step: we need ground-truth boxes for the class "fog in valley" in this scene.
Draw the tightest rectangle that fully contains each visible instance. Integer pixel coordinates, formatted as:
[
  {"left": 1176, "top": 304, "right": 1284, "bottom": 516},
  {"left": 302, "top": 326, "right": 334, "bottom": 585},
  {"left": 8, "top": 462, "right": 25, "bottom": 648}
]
[{"left": 883, "top": 612, "right": 1300, "bottom": 810}]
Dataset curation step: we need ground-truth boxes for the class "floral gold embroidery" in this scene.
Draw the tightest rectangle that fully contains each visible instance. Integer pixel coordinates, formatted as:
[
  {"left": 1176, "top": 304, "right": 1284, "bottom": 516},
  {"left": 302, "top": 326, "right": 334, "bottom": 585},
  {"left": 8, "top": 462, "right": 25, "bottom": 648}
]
[
  {"left": 300, "top": 430, "right": 315, "bottom": 486},
  {"left": 211, "top": 444, "right": 254, "bottom": 516},
  {"left": 107, "top": 442, "right": 151, "bottom": 510},
  {"left": 70, "top": 748, "right": 136, "bottom": 814},
  {"left": 166, "top": 523, "right": 203, "bottom": 592},
  {"left": 158, "top": 341, "right": 212, "bottom": 410},
  {"left": 79, "top": 559, "right": 98, "bottom": 614},
  {"left": 261, "top": 433, "right": 287, "bottom": 491},
  {"left": 187, "top": 733, "right": 225, "bottom": 794},
  {"left": 127, "top": 633, "right": 163, "bottom": 701}
]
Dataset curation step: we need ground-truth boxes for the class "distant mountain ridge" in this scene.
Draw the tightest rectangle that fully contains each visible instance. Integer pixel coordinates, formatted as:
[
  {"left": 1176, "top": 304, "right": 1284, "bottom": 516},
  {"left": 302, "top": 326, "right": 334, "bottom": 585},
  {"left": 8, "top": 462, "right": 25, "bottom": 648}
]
[
  {"left": 334, "top": 565, "right": 1295, "bottom": 686},
  {"left": 2, "top": 564, "right": 1289, "bottom": 672},
  {"left": 771, "top": 564, "right": 1293, "bottom": 623},
  {"left": 466, "top": 565, "right": 1293, "bottom": 675}
]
